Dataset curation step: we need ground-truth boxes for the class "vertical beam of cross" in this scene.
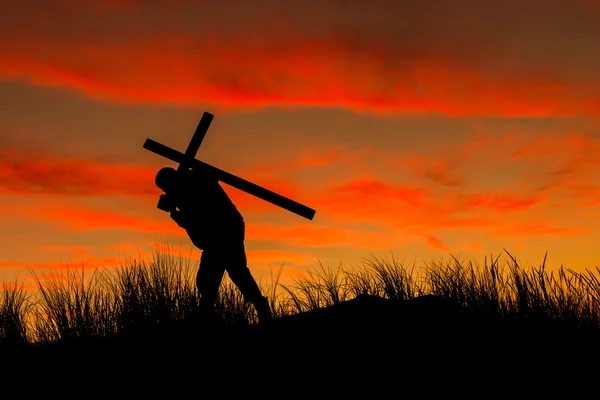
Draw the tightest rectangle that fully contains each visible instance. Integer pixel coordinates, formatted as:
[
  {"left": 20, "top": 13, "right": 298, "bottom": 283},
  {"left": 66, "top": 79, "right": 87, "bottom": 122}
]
[{"left": 177, "top": 111, "right": 214, "bottom": 173}]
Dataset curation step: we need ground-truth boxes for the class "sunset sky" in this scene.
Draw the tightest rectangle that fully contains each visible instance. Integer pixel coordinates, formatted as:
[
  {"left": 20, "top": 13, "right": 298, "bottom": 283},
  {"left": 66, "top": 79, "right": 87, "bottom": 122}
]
[{"left": 1, "top": 0, "right": 600, "bottom": 288}]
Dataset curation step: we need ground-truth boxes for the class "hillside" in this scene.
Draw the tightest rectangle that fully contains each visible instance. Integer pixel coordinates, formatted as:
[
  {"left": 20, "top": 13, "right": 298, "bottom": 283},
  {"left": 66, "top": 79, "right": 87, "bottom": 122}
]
[
  {"left": 9, "top": 293, "right": 597, "bottom": 361},
  {"left": 2, "top": 293, "right": 597, "bottom": 394}
]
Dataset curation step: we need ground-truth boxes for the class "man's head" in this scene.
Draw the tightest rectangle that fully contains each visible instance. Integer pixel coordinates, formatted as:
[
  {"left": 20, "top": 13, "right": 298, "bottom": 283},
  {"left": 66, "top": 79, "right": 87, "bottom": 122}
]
[{"left": 155, "top": 167, "right": 178, "bottom": 192}]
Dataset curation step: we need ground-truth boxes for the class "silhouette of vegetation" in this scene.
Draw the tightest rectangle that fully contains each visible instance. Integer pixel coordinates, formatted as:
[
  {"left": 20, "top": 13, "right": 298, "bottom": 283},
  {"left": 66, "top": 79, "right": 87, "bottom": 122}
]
[
  {"left": 1, "top": 247, "right": 599, "bottom": 349},
  {"left": 0, "top": 279, "right": 31, "bottom": 347}
]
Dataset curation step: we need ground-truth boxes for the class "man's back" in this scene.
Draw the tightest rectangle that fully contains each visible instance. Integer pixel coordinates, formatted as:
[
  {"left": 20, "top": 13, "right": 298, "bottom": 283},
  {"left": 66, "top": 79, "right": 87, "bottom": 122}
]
[{"left": 173, "top": 169, "right": 244, "bottom": 249}]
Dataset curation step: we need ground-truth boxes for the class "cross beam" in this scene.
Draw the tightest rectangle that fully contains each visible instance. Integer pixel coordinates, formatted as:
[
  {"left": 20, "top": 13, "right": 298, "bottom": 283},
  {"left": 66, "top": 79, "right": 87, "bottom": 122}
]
[
  {"left": 177, "top": 111, "right": 213, "bottom": 173},
  {"left": 143, "top": 113, "right": 316, "bottom": 221}
]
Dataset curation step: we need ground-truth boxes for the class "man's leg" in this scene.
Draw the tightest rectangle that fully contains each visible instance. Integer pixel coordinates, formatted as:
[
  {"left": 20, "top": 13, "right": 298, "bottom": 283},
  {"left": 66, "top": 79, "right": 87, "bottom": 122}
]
[
  {"left": 225, "top": 243, "right": 272, "bottom": 322},
  {"left": 196, "top": 249, "right": 226, "bottom": 322}
]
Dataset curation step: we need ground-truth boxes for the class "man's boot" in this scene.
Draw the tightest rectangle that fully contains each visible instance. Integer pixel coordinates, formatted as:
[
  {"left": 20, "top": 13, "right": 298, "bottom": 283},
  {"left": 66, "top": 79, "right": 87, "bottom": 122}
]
[{"left": 254, "top": 296, "right": 272, "bottom": 323}]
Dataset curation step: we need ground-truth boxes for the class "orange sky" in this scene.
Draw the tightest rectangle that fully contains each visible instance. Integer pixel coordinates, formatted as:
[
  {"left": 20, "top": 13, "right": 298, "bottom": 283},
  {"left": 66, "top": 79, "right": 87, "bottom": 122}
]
[{"left": 1, "top": 0, "right": 600, "bottom": 288}]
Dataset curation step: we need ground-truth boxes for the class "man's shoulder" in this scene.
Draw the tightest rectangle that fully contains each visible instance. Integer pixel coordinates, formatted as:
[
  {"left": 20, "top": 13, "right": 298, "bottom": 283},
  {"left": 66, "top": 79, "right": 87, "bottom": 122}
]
[
  {"left": 187, "top": 169, "right": 216, "bottom": 183},
  {"left": 184, "top": 169, "right": 223, "bottom": 194}
]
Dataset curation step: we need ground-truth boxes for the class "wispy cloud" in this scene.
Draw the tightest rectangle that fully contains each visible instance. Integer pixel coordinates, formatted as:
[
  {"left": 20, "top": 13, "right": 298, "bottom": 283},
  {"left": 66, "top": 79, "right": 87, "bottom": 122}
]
[
  {"left": 491, "top": 222, "right": 586, "bottom": 238},
  {"left": 0, "top": 146, "right": 157, "bottom": 196},
  {"left": 418, "top": 233, "right": 452, "bottom": 252},
  {"left": 3, "top": 124, "right": 598, "bottom": 249},
  {"left": 2, "top": 1, "right": 600, "bottom": 116},
  {"left": 465, "top": 193, "right": 540, "bottom": 212},
  {"left": 2, "top": 200, "right": 178, "bottom": 235},
  {"left": 0, "top": 255, "right": 128, "bottom": 272}
]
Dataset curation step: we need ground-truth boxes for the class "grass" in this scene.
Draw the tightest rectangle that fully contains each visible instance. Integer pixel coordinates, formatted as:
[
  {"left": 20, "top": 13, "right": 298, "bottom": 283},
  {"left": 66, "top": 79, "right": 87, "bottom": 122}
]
[{"left": 1, "top": 247, "right": 599, "bottom": 348}]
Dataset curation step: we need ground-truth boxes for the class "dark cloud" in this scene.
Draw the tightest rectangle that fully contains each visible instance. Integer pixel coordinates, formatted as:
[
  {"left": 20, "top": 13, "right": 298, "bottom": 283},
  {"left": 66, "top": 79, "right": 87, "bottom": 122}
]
[{"left": 1, "top": 1, "right": 599, "bottom": 115}]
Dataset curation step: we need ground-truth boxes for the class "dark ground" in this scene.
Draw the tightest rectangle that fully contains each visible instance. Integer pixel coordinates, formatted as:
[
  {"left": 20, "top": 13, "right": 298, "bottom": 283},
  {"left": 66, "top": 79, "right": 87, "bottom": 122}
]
[{"left": 2, "top": 294, "right": 598, "bottom": 395}]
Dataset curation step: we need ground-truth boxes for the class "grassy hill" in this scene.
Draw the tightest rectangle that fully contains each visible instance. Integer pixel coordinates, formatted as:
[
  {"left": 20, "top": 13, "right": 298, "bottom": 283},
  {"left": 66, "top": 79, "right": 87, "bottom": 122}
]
[{"left": 1, "top": 248, "right": 599, "bottom": 392}]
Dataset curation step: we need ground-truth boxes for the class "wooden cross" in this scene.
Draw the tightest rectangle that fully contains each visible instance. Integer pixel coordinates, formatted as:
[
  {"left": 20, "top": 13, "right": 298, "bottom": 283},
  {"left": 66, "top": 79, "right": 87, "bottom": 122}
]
[{"left": 143, "top": 112, "right": 316, "bottom": 221}]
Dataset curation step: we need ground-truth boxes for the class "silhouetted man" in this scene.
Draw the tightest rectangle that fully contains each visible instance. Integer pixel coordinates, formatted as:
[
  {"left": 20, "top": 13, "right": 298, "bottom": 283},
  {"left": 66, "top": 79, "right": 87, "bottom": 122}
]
[{"left": 154, "top": 166, "right": 272, "bottom": 323}]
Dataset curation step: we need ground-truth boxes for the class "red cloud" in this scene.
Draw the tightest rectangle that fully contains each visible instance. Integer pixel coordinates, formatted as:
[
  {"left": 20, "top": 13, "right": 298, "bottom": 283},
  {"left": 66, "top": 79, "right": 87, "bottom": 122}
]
[
  {"left": 2, "top": 30, "right": 600, "bottom": 116},
  {"left": 331, "top": 179, "right": 428, "bottom": 206},
  {"left": 512, "top": 133, "right": 600, "bottom": 162},
  {"left": 0, "top": 144, "right": 320, "bottom": 219},
  {"left": 245, "top": 249, "right": 316, "bottom": 269},
  {"left": 0, "top": 255, "right": 128, "bottom": 272},
  {"left": 315, "top": 178, "right": 431, "bottom": 225},
  {"left": 254, "top": 148, "right": 343, "bottom": 173},
  {"left": 246, "top": 224, "right": 348, "bottom": 247},
  {"left": 492, "top": 223, "right": 585, "bottom": 238},
  {"left": 466, "top": 193, "right": 540, "bottom": 212},
  {"left": 584, "top": 198, "right": 600, "bottom": 208},
  {"left": 310, "top": 173, "right": 593, "bottom": 245},
  {"left": 246, "top": 223, "right": 411, "bottom": 249},
  {"left": 401, "top": 156, "right": 463, "bottom": 188},
  {"left": 2, "top": 200, "right": 180, "bottom": 235},
  {"left": 418, "top": 233, "right": 452, "bottom": 252},
  {"left": 509, "top": 133, "right": 600, "bottom": 205},
  {"left": 0, "top": 146, "right": 157, "bottom": 197}
]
